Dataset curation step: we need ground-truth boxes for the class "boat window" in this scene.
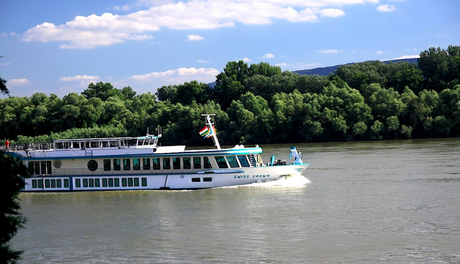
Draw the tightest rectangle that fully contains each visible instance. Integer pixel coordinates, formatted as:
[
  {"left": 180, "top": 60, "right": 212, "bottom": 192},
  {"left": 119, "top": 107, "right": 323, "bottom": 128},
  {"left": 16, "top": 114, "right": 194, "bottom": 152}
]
[
  {"left": 108, "top": 178, "right": 114, "bottom": 187},
  {"left": 215, "top": 156, "right": 228, "bottom": 168},
  {"left": 192, "top": 177, "right": 201, "bottom": 182},
  {"left": 89, "top": 179, "right": 94, "bottom": 187},
  {"left": 91, "top": 141, "right": 99, "bottom": 148},
  {"left": 142, "top": 178, "right": 147, "bottom": 186},
  {"left": 28, "top": 162, "right": 40, "bottom": 175},
  {"left": 226, "top": 156, "right": 239, "bottom": 168},
  {"left": 123, "top": 159, "right": 131, "bottom": 170},
  {"left": 114, "top": 178, "right": 120, "bottom": 187},
  {"left": 152, "top": 158, "right": 160, "bottom": 170},
  {"left": 237, "top": 155, "right": 250, "bottom": 167},
  {"left": 41, "top": 161, "right": 47, "bottom": 174},
  {"left": 72, "top": 142, "right": 79, "bottom": 149},
  {"left": 173, "top": 157, "right": 181, "bottom": 170},
  {"left": 102, "top": 141, "right": 108, "bottom": 148},
  {"left": 45, "top": 179, "right": 50, "bottom": 188},
  {"left": 109, "top": 141, "right": 118, "bottom": 147},
  {"left": 64, "top": 179, "right": 69, "bottom": 188},
  {"left": 203, "top": 177, "right": 212, "bottom": 182},
  {"left": 163, "top": 158, "right": 171, "bottom": 170},
  {"left": 134, "top": 178, "right": 139, "bottom": 186},
  {"left": 143, "top": 158, "right": 151, "bottom": 170},
  {"left": 113, "top": 159, "right": 121, "bottom": 171},
  {"left": 95, "top": 179, "right": 100, "bottom": 187},
  {"left": 87, "top": 160, "right": 98, "bottom": 172},
  {"left": 133, "top": 158, "right": 140, "bottom": 170},
  {"left": 102, "top": 179, "right": 108, "bottom": 187},
  {"left": 128, "top": 178, "right": 133, "bottom": 187},
  {"left": 45, "top": 161, "right": 52, "bottom": 175},
  {"left": 33, "top": 160, "right": 52, "bottom": 175},
  {"left": 122, "top": 178, "right": 127, "bottom": 187},
  {"left": 103, "top": 159, "right": 111, "bottom": 171},
  {"left": 193, "top": 157, "right": 201, "bottom": 169},
  {"left": 204, "top": 157, "right": 211, "bottom": 168},
  {"left": 75, "top": 179, "right": 81, "bottom": 188},
  {"left": 183, "top": 157, "right": 191, "bottom": 169}
]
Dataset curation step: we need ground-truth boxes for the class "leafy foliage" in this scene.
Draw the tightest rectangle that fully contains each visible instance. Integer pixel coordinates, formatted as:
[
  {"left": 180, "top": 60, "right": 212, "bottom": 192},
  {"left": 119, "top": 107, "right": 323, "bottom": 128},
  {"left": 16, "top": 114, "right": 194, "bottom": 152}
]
[
  {"left": 1, "top": 46, "right": 460, "bottom": 145},
  {"left": 0, "top": 151, "right": 29, "bottom": 263}
]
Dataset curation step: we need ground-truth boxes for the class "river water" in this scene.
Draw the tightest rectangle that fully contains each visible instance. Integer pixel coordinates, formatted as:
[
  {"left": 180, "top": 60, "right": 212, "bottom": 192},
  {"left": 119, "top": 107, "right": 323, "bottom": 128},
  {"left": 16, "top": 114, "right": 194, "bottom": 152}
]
[{"left": 13, "top": 138, "right": 460, "bottom": 263}]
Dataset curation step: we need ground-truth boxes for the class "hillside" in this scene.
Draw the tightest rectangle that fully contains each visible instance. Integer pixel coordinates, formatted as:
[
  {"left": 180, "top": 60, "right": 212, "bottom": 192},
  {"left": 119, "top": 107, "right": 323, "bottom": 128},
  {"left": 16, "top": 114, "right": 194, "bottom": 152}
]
[{"left": 293, "top": 58, "right": 418, "bottom": 76}]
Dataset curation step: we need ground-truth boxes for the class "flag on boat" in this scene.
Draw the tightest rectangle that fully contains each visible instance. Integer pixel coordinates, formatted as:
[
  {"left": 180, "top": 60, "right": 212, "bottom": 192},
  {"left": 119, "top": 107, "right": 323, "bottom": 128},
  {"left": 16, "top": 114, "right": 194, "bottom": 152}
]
[
  {"left": 199, "top": 126, "right": 210, "bottom": 137},
  {"left": 206, "top": 126, "right": 215, "bottom": 138},
  {"left": 199, "top": 126, "right": 215, "bottom": 138}
]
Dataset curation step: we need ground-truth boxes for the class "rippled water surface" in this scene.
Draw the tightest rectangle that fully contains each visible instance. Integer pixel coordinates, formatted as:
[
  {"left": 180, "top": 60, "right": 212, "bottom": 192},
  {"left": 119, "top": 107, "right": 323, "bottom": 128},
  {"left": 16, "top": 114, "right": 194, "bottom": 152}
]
[{"left": 13, "top": 138, "right": 460, "bottom": 263}]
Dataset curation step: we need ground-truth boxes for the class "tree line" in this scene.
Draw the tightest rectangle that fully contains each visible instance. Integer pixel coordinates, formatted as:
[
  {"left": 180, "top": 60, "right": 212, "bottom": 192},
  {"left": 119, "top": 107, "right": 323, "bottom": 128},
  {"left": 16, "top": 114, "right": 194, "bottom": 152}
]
[{"left": 1, "top": 45, "right": 459, "bottom": 146}]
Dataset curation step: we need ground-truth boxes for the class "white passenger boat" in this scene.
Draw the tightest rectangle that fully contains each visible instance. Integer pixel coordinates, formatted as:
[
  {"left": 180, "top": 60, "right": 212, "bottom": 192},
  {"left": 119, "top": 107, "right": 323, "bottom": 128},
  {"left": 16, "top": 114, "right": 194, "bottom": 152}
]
[{"left": 7, "top": 114, "right": 310, "bottom": 192}]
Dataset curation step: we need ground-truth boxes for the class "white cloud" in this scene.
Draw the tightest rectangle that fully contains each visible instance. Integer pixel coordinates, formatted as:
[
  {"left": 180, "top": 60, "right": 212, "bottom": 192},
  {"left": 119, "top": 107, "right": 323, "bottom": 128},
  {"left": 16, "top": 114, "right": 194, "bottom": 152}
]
[
  {"left": 114, "top": 5, "right": 131, "bottom": 11},
  {"left": 377, "top": 51, "right": 384, "bottom": 55},
  {"left": 242, "top": 58, "right": 252, "bottom": 62},
  {"left": 130, "top": 67, "right": 219, "bottom": 84},
  {"left": 60, "top": 75, "right": 101, "bottom": 82},
  {"left": 385, "top": 55, "right": 419, "bottom": 61},
  {"left": 198, "top": 59, "right": 210, "bottom": 63},
  {"left": 21, "top": 0, "right": 379, "bottom": 49},
  {"left": 187, "top": 34, "right": 204, "bottom": 41},
  {"left": 7, "top": 78, "right": 31, "bottom": 86},
  {"left": 1, "top": 33, "right": 8, "bottom": 37},
  {"left": 60, "top": 75, "right": 101, "bottom": 87},
  {"left": 320, "top": 8, "right": 345, "bottom": 18},
  {"left": 317, "top": 49, "right": 342, "bottom": 54},
  {"left": 377, "top": 5, "right": 396, "bottom": 12},
  {"left": 1, "top": 62, "right": 12, "bottom": 66},
  {"left": 262, "top": 53, "right": 275, "bottom": 59}
]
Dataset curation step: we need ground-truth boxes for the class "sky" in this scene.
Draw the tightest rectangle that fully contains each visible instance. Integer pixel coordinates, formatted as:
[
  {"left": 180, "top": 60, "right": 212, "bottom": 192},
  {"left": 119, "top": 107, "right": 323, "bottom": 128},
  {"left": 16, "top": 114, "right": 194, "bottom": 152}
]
[{"left": 1, "top": 0, "right": 459, "bottom": 98}]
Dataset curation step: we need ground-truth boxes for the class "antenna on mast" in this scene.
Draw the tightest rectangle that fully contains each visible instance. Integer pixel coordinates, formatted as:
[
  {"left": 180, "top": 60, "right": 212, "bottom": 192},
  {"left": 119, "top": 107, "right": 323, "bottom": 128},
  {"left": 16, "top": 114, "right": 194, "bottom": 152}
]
[{"left": 201, "top": 114, "right": 221, "bottom": 150}]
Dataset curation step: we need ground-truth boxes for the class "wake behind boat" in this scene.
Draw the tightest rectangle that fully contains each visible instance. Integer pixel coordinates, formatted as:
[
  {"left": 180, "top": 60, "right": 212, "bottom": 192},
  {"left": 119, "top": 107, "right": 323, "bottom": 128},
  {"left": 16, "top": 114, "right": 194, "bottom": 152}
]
[{"left": 5, "top": 114, "right": 310, "bottom": 192}]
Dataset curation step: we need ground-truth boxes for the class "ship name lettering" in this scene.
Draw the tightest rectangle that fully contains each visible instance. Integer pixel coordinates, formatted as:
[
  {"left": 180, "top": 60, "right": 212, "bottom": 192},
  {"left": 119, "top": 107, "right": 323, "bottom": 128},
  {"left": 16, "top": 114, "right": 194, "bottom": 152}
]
[{"left": 253, "top": 174, "right": 270, "bottom": 178}]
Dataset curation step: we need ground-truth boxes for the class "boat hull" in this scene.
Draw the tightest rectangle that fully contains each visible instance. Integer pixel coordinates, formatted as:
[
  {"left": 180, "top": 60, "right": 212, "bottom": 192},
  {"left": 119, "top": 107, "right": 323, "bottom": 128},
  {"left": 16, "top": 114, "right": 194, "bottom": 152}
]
[{"left": 22, "top": 164, "right": 309, "bottom": 192}]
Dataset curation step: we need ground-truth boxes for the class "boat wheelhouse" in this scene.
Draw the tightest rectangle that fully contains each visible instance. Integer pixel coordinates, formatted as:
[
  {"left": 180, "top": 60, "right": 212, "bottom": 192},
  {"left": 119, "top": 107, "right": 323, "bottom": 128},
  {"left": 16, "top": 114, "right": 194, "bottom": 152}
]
[{"left": 5, "top": 114, "right": 310, "bottom": 191}]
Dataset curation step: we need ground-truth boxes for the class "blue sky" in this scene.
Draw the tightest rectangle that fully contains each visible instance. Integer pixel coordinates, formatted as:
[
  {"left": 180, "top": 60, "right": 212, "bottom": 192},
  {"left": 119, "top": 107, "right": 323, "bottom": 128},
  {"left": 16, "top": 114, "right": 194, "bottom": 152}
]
[{"left": 1, "top": 0, "right": 459, "bottom": 98}]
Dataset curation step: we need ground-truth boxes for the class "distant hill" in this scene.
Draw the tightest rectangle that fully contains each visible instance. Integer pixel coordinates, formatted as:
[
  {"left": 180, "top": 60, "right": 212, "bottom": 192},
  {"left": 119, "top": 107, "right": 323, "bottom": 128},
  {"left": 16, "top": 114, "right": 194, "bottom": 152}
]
[{"left": 293, "top": 58, "right": 418, "bottom": 76}]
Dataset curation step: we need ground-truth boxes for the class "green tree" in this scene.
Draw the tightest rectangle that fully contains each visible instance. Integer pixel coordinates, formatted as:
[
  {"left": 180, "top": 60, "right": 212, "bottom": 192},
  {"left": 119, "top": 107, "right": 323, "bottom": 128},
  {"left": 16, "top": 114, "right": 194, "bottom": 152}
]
[
  {"left": 1, "top": 152, "right": 29, "bottom": 263},
  {"left": 418, "top": 45, "right": 460, "bottom": 91},
  {"left": 120, "top": 86, "right": 136, "bottom": 100},
  {"left": 81, "top": 82, "right": 121, "bottom": 101},
  {"left": 215, "top": 60, "right": 250, "bottom": 109}
]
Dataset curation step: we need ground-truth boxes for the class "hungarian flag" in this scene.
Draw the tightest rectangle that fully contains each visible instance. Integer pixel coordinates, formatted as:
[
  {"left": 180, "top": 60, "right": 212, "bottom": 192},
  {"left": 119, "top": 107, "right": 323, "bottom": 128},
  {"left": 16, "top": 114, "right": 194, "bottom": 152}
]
[{"left": 199, "top": 126, "right": 210, "bottom": 137}]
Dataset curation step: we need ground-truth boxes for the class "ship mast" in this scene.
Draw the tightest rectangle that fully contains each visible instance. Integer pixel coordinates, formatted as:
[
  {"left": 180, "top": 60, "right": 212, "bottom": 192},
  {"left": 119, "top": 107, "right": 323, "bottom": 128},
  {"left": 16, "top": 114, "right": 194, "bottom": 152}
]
[{"left": 201, "top": 114, "right": 221, "bottom": 150}]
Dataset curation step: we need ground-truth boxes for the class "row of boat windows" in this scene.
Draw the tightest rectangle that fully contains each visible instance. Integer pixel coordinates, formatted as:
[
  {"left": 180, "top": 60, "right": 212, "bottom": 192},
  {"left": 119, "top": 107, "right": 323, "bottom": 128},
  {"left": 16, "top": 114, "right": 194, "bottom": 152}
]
[
  {"left": 29, "top": 161, "right": 52, "bottom": 175},
  {"left": 31, "top": 178, "right": 69, "bottom": 189},
  {"left": 27, "top": 155, "right": 257, "bottom": 175},
  {"left": 75, "top": 177, "right": 148, "bottom": 188},
  {"left": 30, "top": 176, "right": 213, "bottom": 189},
  {"left": 88, "top": 155, "right": 255, "bottom": 172},
  {"left": 93, "top": 157, "right": 213, "bottom": 172},
  {"left": 30, "top": 177, "right": 148, "bottom": 189}
]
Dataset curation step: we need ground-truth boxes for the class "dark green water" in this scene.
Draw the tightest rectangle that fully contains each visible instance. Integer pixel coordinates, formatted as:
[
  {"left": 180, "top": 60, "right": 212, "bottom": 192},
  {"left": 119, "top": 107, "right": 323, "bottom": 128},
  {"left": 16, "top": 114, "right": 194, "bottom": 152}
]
[{"left": 13, "top": 138, "right": 460, "bottom": 263}]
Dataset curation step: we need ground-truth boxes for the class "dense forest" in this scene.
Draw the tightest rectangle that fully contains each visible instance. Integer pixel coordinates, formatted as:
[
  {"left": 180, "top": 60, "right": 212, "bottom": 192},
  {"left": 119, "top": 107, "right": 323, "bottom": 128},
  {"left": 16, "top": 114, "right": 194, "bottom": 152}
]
[{"left": 1, "top": 45, "right": 459, "bottom": 146}]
